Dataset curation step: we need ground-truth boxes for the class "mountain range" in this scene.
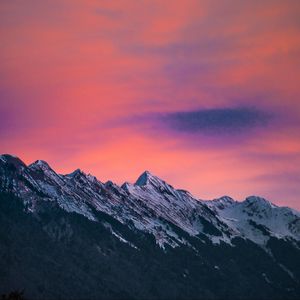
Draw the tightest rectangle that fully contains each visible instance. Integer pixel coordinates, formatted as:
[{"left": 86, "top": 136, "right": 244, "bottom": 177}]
[{"left": 0, "top": 154, "right": 299, "bottom": 300}]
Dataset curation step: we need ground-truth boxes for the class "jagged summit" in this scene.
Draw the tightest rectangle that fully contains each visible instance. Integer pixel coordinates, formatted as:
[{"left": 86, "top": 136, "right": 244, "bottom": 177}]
[
  {"left": 67, "top": 168, "right": 85, "bottom": 177},
  {"left": 219, "top": 195, "right": 235, "bottom": 201},
  {"left": 207, "top": 196, "right": 236, "bottom": 210},
  {"left": 135, "top": 170, "right": 174, "bottom": 190},
  {"left": 244, "top": 195, "right": 276, "bottom": 208},
  {"left": 67, "top": 168, "right": 99, "bottom": 185},
  {"left": 245, "top": 195, "right": 269, "bottom": 203},
  {"left": 121, "top": 181, "right": 131, "bottom": 191},
  {"left": 213, "top": 195, "right": 235, "bottom": 203},
  {"left": 219, "top": 196, "right": 235, "bottom": 205},
  {"left": 29, "top": 159, "right": 52, "bottom": 170},
  {"left": 135, "top": 170, "right": 157, "bottom": 186}
]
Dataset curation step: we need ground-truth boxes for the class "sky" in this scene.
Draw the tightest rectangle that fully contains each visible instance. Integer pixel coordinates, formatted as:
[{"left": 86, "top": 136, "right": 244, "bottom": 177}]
[{"left": 1, "top": 0, "right": 300, "bottom": 209}]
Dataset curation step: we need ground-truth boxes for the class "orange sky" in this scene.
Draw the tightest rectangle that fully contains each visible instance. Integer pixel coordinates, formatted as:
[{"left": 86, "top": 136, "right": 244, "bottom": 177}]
[{"left": 1, "top": 0, "right": 300, "bottom": 209}]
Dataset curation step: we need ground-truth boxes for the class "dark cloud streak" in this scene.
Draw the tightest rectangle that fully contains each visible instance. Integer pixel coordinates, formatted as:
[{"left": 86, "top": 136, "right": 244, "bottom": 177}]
[{"left": 160, "top": 107, "right": 271, "bottom": 135}]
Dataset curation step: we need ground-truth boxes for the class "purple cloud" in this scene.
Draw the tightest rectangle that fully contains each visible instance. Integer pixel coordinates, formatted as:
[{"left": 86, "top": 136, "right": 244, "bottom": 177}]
[{"left": 158, "top": 107, "right": 271, "bottom": 135}]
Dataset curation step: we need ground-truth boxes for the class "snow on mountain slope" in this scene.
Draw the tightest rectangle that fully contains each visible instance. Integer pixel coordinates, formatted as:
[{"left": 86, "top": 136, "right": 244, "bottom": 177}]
[
  {"left": 0, "top": 154, "right": 299, "bottom": 249},
  {"left": 122, "top": 171, "right": 234, "bottom": 243},
  {"left": 207, "top": 195, "right": 300, "bottom": 245}
]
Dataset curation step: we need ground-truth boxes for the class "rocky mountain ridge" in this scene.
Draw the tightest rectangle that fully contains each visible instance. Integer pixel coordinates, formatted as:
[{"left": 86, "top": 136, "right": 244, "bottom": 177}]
[
  {"left": 1, "top": 154, "right": 299, "bottom": 248},
  {"left": 0, "top": 153, "right": 300, "bottom": 300}
]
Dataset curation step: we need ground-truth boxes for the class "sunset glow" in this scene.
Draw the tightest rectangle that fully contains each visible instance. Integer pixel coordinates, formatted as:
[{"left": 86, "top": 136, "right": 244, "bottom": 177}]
[{"left": 1, "top": 0, "right": 300, "bottom": 208}]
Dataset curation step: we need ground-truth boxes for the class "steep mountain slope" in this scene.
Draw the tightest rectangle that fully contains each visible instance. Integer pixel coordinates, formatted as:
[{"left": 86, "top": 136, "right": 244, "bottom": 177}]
[
  {"left": 0, "top": 154, "right": 300, "bottom": 300},
  {"left": 207, "top": 196, "right": 300, "bottom": 245},
  {"left": 0, "top": 155, "right": 234, "bottom": 247}
]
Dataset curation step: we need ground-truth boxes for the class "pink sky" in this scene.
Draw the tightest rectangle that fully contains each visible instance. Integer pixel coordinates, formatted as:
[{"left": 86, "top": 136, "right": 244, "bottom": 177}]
[{"left": 1, "top": 0, "right": 300, "bottom": 209}]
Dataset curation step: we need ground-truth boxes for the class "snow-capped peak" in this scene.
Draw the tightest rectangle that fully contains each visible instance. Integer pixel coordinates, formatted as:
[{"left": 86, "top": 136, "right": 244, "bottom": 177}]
[
  {"left": 29, "top": 160, "right": 52, "bottom": 171},
  {"left": 28, "top": 160, "right": 61, "bottom": 181},
  {"left": 207, "top": 196, "right": 236, "bottom": 210},
  {"left": 135, "top": 170, "right": 173, "bottom": 190},
  {"left": 133, "top": 171, "right": 180, "bottom": 199},
  {"left": 66, "top": 169, "right": 101, "bottom": 186},
  {"left": 244, "top": 196, "right": 277, "bottom": 209},
  {"left": 219, "top": 195, "right": 235, "bottom": 202},
  {"left": 121, "top": 181, "right": 134, "bottom": 193},
  {"left": 213, "top": 196, "right": 235, "bottom": 204},
  {"left": 135, "top": 170, "right": 155, "bottom": 186},
  {"left": 67, "top": 168, "right": 88, "bottom": 179}
]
